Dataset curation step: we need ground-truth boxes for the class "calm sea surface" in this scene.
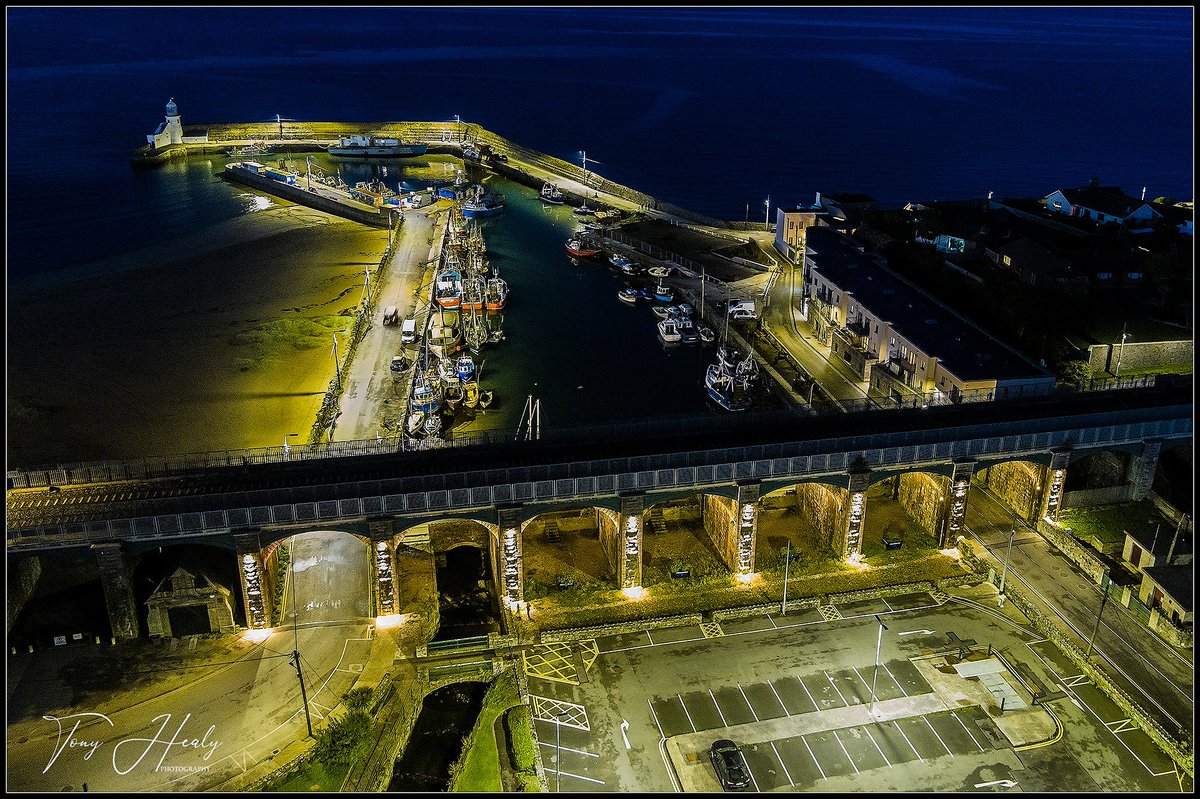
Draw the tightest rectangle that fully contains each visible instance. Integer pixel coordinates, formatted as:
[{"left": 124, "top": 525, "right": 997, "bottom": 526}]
[{"left": 6, "top": 7, "right": 1192, "bottom": 462}]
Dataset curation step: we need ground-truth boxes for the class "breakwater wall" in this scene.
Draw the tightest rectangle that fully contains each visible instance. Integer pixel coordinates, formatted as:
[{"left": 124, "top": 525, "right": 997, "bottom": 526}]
[{"left": 220, "top": 166, "right": 392, "bottom": 228}]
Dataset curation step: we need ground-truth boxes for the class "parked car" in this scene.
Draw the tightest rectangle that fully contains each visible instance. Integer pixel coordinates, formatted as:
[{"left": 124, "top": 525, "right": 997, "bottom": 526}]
[
  {"left": 710, "top": 739, "right": 750, "bottom": 791},
  {"left": 390, "top": 355, "right": 407, "bottom": 373},
  {"left": 728, "top": 308, "right": 756, "bottom": 321}
]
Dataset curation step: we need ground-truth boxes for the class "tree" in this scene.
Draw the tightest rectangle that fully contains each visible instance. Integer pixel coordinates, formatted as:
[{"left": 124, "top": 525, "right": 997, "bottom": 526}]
[
  {"left": 1059, "top": 360, "right": 1093, "bottom": 390},
  {"left": 342, "top": 686, "right": 374, "bottom": 714},
  {"left": 313, "top": 710, "right": 374, "bottom": 766}
]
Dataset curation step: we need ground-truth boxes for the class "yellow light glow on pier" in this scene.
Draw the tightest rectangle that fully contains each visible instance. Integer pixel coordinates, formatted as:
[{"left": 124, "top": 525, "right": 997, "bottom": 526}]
[
  {"left": 375, "top": 614, "right": 404, "bottom": 629},
  {"left": 243, "top": 627, "right": 273, "bottom": 642}
]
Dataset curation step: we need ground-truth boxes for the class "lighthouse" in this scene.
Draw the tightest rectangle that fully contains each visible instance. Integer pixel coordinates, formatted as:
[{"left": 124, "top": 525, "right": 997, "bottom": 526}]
[{"left": 146, "top": 97, "right": 183, "bottom": 149}]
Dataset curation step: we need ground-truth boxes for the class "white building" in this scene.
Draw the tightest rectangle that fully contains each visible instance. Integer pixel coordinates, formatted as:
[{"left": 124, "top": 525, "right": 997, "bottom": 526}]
[{"left": 145, "top": 98, "right": 208, "bottom": 149}]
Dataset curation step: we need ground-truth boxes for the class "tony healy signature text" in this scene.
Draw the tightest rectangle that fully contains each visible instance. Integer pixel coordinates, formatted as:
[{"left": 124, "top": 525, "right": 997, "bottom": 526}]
[{"left": 43, "top": 712, "right": 221, "bottom": 775}]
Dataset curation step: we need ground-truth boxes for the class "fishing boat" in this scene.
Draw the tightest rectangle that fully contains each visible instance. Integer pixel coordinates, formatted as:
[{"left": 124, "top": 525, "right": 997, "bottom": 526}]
[
  {"left": 676, "top": 303, "right": 694, "bottom": 317},
  {"left": 647, "top": 266, "right": 671, "bottom": 279},
  {"left": 462, "top": 184, "right": 505, "bottom": 218},
  {"left": 328, "top": 134, "right": 428, "bottom": 158},
  {"left": 565, "top": 238, "right": 601, "bottom": 258},
  {"left": 462, "top": 142, "right": 482, "bottom": 161},
  {"left": 438, "top": 357, "right": 460, "bottom": 385},
  {"left": 678, "top": 317, "right": 700, "bottom": 344},
  {"left": 654, "top": 284, "right": 675, "bottom": 302},
  {"left": 657, "top": 317, "right": 682, "bottom": 344},
  {"left": 437, "top": 170, "right": 469, "bottom": 200},
  {"left": 405, "top": 411, "right": 426, "bottom": 436},
  {"left": 705, "top": 363, "right": 749, "bottom": 412},
  {"left": 443, "top": 381, "right": 465, "bottom": 411},
  {"left": 485, "top": 277, "right": 509, "bottom": 310},
  {"left": 226, "top": 142, "right": 274, "bottom": 157},
  {"left": 427, "top": 324, "right": 462, "bottom": 358},
  {"left": 434, "top": 267, "right": 463, "bottom": 309},
  {"left": 422, "top": 413, "right": 443, "bottom": 437},
  {"left": 637, "top": 287, "right": 656, "bottom": 301},
  {"left": 735, "top": 351, "right": 761, "bottom": 382},
  {"left": 540, "top": 182, "right": 566, "bottom": 204},
  {"left": 460, "top": 274, "right": 487, "bottom": 311},
  {"left": 463, "top": 311, "right": 488, "bottom": 352},
  {"left": 411, "top": 374, "right": 443, "bottom": 415},
  {"left": 609, "top": 253, "right": 634, "bottom": 270},
  {"left": 698, "top": 325, "right": 716, "bottom": 343},
  {"left": 652, "top": 305, "right": 671, "bottom": 319},
  {"left": 617, "top": 287, "right": 638, "bottom": 304},
  {"left": 455, "top": 354, "right": 476, "bottom": 382},
  {"left": 462, "top": 380, "right": 481, "bottom": 409},
  {"left": 478, "top": 388, "right": 495, "bottom": 408}
]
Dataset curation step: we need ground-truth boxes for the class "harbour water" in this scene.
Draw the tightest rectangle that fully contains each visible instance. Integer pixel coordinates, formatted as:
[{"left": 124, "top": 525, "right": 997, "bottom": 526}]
[{"left": 7, "top": 8, "right": 1191, "bottom": 466}]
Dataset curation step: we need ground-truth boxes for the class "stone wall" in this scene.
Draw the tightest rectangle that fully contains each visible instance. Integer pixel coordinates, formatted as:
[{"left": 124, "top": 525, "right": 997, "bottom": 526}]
[
  {"left": 980, "top": 462, "right": 1040, "bottom": 521},
  {"left": 899, "top": 472, "right": 944, "bottom": 536},
  {"left": 1035, "top": 520, "right": 1108, "bottom": 585},
  {"left": 1088, "top": 339, "right": 1193, "bottom": 375},
  {"left": 6, "top": 555, "right": 41, "bottom": 633},
  {"left": 701, "top": 494, "right": 739, "bottom": 570},
  {"left": 796, "top": 483, "right": 843, "bottom": 551}
]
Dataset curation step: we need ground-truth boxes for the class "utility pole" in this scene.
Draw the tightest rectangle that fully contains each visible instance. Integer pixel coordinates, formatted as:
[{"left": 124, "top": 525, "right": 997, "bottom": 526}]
[
  {"left": 290, "top": 650, "right": 314, "bottom": 738},
  {"left": 870, "top": 615, "right": 888, "bottom": 714},
  {"left": 290, "top": 537, "right": 314, "bottom": 738},
  {"left": 1084, "top": 570, "right": 1110, "bottom": 659},
  {"left": 998, "top": 526, "right": 1016, "bottom": 605},
  {"left": 332, "top": 334, "right": 342, "bottom": 391},
  {"left": 1114, "top": 321, "right": 1129, "bottom": 377},
  {"left": 781, "top": 541, "right": 791, "bottom": 616}
]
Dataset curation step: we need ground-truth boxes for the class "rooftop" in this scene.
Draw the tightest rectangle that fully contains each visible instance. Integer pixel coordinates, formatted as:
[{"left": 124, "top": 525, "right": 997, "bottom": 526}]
[
  {"left": 804, "top": 225, "right": 1050, "bottom": 383},
  {"left": 1141, "top": 564, "right": 1193, "bottom": 611},
  {"left": 1126, "top": 523, "right": 1193, "bottom": 562}
]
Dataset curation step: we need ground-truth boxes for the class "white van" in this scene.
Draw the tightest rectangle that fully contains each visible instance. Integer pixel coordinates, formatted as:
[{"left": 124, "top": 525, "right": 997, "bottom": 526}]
[
  {"left": 382, "top": 305, "right": 399, "bottom": 325},
  {"left": 400, "top": 318, "right": 418, "bottom": 343},
  {"left": 726, "top": 299, "right": 757, "bottom": 317}
]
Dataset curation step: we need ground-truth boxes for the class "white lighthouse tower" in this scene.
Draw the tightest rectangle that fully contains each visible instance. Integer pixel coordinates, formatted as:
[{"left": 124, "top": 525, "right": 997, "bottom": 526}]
[{"left": 146, "top": 97, "right": 184, "bottom": 149}]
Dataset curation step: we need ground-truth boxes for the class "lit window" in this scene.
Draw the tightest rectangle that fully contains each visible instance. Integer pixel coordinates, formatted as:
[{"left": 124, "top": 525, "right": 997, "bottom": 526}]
[
  {"left": 1127, "top": 272, "right": 1142, "bottom": 280},
  {"left": 1003, "top": 255, "right": 1012, "bottom": 266},
  {"left": 1097, "top": 272, "right": 1112, "bottom": 280}
]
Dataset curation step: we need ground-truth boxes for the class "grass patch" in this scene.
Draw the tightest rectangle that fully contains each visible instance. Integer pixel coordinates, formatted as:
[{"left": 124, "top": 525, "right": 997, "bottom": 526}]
[
  {"left": 1059, "top": 499, "right": 1175, "bottom": 548},
  {"left": 266, "top": 759, "right": 349, "bottom": 792},
  {"left": 450, "top": 670, "right": 524, "bottom": 792},
  {"left": 230, "top": 314, "right": 353, "bottom": 370}
]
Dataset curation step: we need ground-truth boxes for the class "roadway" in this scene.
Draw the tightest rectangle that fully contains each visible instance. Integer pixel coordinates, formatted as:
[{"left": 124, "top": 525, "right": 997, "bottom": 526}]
[
  {"left": 6, "top": 532, "right": 376, "bottom": 792},
  {"left": 962, "top": 485, "right": 1194, "bottom": 741}
]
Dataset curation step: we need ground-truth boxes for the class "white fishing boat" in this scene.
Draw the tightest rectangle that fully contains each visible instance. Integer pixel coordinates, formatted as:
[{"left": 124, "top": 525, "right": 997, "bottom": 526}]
[
  {"left": 657, "top": 317, "right": 682, "bottom": 344},
  {"left": 647, "top": 265, "right": 671, "bottom": 278},
  {"left": 540, "top": 182, "right": 565, "bottom": 204}
]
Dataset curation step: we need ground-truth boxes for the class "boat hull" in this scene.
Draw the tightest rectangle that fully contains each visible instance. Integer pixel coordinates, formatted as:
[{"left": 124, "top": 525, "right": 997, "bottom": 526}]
[
  {"left": 328, "top": 144, "right": 429, "bottom": 158},
  {"left": 463, "top": 204, "right": 504, "bottom": 218}
]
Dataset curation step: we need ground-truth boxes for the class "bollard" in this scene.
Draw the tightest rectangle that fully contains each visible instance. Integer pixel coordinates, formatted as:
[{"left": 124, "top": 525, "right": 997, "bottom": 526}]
[
  {"left": 28, "top": 645, "right": 34, "bottom": 653},
  {"left": 1000, "top": 697, "right": 1006, "bottom": 713},
  {"left": 110, "top": 637, "right": 117, "bottom": 646},
  {"left": 95, "top": 636, "right": 102, "bottom": 645}
]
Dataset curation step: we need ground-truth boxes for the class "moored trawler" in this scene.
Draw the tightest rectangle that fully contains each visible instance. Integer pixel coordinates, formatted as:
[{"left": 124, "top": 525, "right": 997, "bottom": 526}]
[{"left": 328, "top": 134, "right": 429, "bottom": 158}]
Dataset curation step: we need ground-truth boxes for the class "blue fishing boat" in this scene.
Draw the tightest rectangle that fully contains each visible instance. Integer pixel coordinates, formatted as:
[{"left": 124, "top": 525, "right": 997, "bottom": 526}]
[
  {"left": 617, "top": 287, "right": 638, "bottom": 304},
  {"left": 654, "top": 284, "right": 675, "bottom": 302},
  {"left": 455, "top": 354, "right": 476, "bottom": 381},
  {"left": 462, "top": 184, "right": 505, "bottom": 218}
]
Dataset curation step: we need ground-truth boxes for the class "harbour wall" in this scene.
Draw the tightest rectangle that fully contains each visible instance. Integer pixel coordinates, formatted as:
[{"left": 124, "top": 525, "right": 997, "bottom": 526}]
[{"left": 220, "top": 166, "right": 393, "bottom": 228}]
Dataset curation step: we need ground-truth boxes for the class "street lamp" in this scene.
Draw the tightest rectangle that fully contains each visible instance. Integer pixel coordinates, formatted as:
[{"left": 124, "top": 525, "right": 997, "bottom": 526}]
[
  {"left": 781, "top": 540, "right": 792, "bottom": 616},
  {"left": 283, "top": 432, "right": 298, "bottom": 461},
  {"left": 869, "top": 615, "right": 889, "bottom": 715},
  {"left": 998, "top": 526, "right": 1016, "bottom": 606},
  {"left": 1084, "top": 569, "right": 1111, "bottom": 659},
  {"left": 1114, "top": 321, "right": 1129, "bottom": 377},
  {"left": 554, "top": 710, "right": 568, "bottom": 792}
]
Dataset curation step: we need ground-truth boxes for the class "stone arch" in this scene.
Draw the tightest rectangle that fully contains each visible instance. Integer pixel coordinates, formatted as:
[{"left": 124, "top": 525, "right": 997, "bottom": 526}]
[
  {"left": 130, "top": 541, "right": 240, "bottom": 635},
  {"left": 862, "top": 470, "right": 947, "bottom": 556},
  {"left": 520, "top": 505, "right": 616, "bottom": 596},
  {"left": 758, "top": 480, "right": 849, "bottom": 569},
  {"left": 1063, "top": 447, "right": 1138, "bottom": 492},
  {"left": 641, "top": 492, "right": 732, "bottom": 587},
  {"left": 975, "top": 458, "right": 1046, "bottom": 521}
]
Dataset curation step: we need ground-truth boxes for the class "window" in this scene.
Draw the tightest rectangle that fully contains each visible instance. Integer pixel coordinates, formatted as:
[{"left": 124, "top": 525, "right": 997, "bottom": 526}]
[
  {"left": 1127, "top": 272, "right": 1142, "bottom": 280},
  {"left": 890, "top": 337, "right": 896, "bottom": 346},
  {"left": 920, "top": 361, "right": 926, "bottom": 370},
  {"left": 1003, "top": 255, "right": 1012, "bottom": 266},
  {"left": 1096, "top": 272, "right": 1113, "bottom": 280},
  {"left": 874, "top": 324, "right": 879, "bottom": 334}
]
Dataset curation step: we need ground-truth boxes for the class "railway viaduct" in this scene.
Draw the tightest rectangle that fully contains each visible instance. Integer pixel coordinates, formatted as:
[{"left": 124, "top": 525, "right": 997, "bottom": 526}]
[{"left": 6, "top": 382, "right": 1191, "bottom": 640}]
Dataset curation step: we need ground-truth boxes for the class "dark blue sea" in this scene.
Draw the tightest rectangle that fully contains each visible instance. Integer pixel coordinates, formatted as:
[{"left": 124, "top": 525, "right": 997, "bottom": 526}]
[{"left": 6, "top": 7, "right": 1193, "bottom": 463}]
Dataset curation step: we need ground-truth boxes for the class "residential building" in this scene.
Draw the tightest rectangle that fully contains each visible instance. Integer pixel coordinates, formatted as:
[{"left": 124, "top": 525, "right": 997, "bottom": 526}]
[
  {"left": 1138, "top": 565, "right": 1192, "bottom": 626},
  {"left": 1044, "top": 179, "right": 1162, "bottom": 227},
  {"left": 802, "top": 225, "right": 1056, "bottom": 403}
]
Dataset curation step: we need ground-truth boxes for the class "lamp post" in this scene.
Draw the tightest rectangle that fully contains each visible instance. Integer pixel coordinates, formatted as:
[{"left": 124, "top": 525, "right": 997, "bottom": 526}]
[
  {"left": 869, "top": 615, "right": 889, "bottom": 715},
  {"left": 554, "top": 710, "right": 568, "bottom": 792},
  {"left": 1114, "top": 322, "right": 1129, "bottom": 377},
  {"left": 998, "top": 526, "right": 1016, "bottom": 605},
  {"left": 764, "top": 195, "right": 771, "bottom": 230},
  {"left": 332, "top": 334, "right": 342, "bottom": 391},
  {"left": 1085, "top": 569, "right": 1111, "bottom": 659},
  {"left": 282, "top": 432, "right": 298, "bottom": 461},
  {"left": 781, "top": 540, "right": 792, "bottom": 616}
]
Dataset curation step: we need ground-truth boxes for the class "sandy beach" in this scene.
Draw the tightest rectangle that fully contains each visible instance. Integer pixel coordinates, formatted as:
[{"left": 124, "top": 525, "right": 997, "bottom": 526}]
[{"left": 7, "top": 204, "right": 391, "bottom": 466}]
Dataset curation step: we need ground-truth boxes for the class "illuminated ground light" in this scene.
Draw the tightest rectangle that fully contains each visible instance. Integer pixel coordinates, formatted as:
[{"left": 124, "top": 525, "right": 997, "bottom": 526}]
[
  {"left": 736, "top": 572, "right": 758, "bottom": 584},
  {"left": 375, "top": 614, "right": 404, "bottom": 628},
  {"left": 622, "top": 585, "right": 647, "bottom": 600},
  {"left": 243, "top": 627, "right": 273, "bottom": 642},
  {"left": 846, "top": 553, "right": 871, "bottom": 570},
  {"left": 939, "top": 547, "right": 962, "bottom": 560}
]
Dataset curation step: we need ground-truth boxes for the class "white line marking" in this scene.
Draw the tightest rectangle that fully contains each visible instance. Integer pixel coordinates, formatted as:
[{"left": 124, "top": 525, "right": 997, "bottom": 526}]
[
  {"left": 824, "top": 670, "right": 850, "bottom": 707},
  {"left": 924, "top": 715, "right": 954, "bottom": 757},
  {"left": 542, "top": 767, "right": 606, "bottom": 785},
  {"left": 801, "top": 735, "right": 827, "bottom": 781},
  {"left": 737, "top": 683, "right": 761, "bottom": 721},
  {"left": 771, "top": 741, "right": 795, "bottom": 786},
  {"left": 538, "top": 741, "right": 599, "bottom": 757},
  {"left": 883, "top": 662, "right": 906, "bottom": 695},
  {"left": 833, "top": 729, "right": 860, "bottom": 773},
  {"left": 647, "top": 698, "right": 666, "bottom": 739},
  {"left": 882, "top": 597, "right": 894, "bottom": 612},
  {"left": 852, "top": 666, "right": 874, "bottom": 697},
  {"left": 864, "top": 725, "right": 892, "bottom": 768},
  {"left": 952, "top": 710, "right": 985, "bottom": 752},
  {"left": 709, "top": 689, "right": 729, "bottom": 727},
  {"left": 768, "top": 614, "right": 779, "bottom": 629},
  {"left": 768, "top": 680, "right": 791, "bottom": 716},
  {"left": 645, "top": 629, "right": 655, "bottom": 645},
  {"left": 678, "top": 693, "right": 697, "bottom": 733},
  {"left": 893, "top": 720, "right": 924, "bottom": 763},
  {"left": 797, "top": 675, "right": 822, "bottom": 713}
]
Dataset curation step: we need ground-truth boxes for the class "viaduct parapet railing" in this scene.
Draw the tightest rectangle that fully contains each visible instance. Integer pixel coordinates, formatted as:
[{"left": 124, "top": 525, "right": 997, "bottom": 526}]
[{"left": 7, "top": 391, "right": 1190, "bottom": 552}]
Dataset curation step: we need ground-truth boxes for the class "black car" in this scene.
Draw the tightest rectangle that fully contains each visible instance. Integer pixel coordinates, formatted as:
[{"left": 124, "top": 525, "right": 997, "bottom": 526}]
[{"left": 710, "top": 739, "right": 751, "bottom": 791}]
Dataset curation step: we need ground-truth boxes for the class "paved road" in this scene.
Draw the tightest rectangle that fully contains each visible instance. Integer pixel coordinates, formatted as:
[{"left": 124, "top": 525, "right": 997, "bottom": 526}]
[
  {"left": 337, "top": 209, "right": 438, "bottom": 442},
  {"left": 963, "top": 485, "right": 1194, "bottom": 739},
  {"left": 7, "top": 532, "right": 373, "bottom": 792}
]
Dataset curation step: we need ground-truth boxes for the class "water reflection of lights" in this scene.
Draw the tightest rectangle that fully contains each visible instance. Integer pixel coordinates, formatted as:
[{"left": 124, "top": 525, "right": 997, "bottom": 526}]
[{"left": 240, "top": 194, "right": 274, "bottom": 213}]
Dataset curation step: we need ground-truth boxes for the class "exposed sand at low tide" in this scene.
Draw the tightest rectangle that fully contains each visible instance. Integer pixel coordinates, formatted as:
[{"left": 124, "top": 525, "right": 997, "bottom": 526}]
[{"left": 7, "top": 205, "right": 391, "bottom": 466}]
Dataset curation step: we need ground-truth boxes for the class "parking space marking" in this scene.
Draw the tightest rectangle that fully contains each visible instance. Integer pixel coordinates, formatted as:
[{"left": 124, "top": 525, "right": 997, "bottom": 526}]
[
  {"left": 852, "top": 666, "right": 874, "bottom": 696},
  {"left": 645, "top": 630, "right": 655, "bottom": 646},
  {"left": 737, "top": 683, "right": 760, "bottom": 721},
  {"left": 769, "top": 681, "right": 790, "bottom": 716},
  {"left": 883, "top": 663, "right": 907, "bottom": 695},
  {"left": 709, "top": 689, "right": 729, "bottom": 727},
  {"left": 952, "top": 710, "right": 986, "bottom": 752},
  {"left": 770, "top": 741, "right": 795, "bottom": 786},
  {"left": 882, "top": 597, "right": 894, "bottom": 612},
  {"left": 832, "top": 730, "right": 859, "bottom": 774},
  {"left": 543, "top": 767, "right": 606, "bottom": 785},
  {"left": 530, "top": 696, "right": 590, "bottom": 730},
  {"left": 538, "top": 741, "right": 599, "bottom": 758},
  {"left": 797, "top": 675, "right": 822, "bottom": 712},
  {"left": 824, "top": 670, "right": 850, "bottom": 707},
  {"left": 863, "top": 726, "right": 892, "bottom": 768},
  {"left": 1106, "top": 718, "right": 1137, "bottom": 734},
  {"left": 648, "top": 698, "right": 666, "bottom": 738},
  {"left": 893, "top": 720, "right": 924, "bottom": 763},
  {"left": 678, "top": 694, "right": 697, "bottom": 733},
  {"left": 801, "top": 735, "right": 827, "bottom": 781},
  {"left": 923, "top": 715, "right": 954, "bottom": 757}
]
